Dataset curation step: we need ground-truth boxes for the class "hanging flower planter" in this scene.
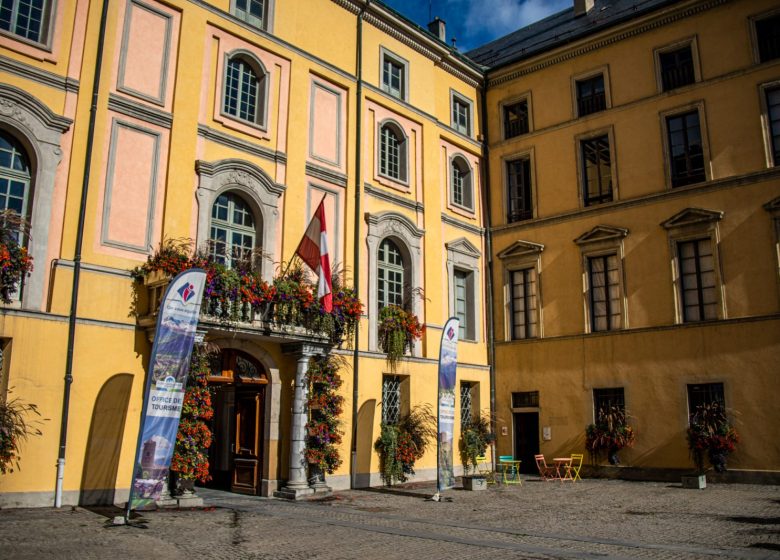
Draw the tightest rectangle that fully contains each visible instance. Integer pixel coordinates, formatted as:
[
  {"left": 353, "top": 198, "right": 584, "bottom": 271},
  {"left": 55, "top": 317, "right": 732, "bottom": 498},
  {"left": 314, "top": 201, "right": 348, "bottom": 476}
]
[
  {"left": 304, "top": 355, "right": 344, "bottom": 476},
  {"left": 377, "top": 305, "right": 424, "bottom": 371},
  {"left": 0, "top": 211, "right": 33, "bottom": 304},
  {"left": 687, "top": 401, "right": 739, "bottom": 475},
  {"left": 585, "top": 406, "right": 636, "bottom": 465}
]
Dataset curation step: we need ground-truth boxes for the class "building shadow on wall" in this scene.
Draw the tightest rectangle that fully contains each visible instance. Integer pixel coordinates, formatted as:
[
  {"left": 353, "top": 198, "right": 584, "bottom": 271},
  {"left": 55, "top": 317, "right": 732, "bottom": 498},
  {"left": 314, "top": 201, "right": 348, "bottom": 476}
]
[
  {"left": 354, "top": 399, "right": 376, "bottom": 488},
  {"left": 79, "top": 373, "right": 133, "bottom": 506}
]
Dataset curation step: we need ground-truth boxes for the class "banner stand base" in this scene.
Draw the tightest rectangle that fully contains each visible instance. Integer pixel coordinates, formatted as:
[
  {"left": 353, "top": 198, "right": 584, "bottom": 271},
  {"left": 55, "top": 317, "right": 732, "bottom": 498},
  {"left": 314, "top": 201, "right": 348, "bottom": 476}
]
[{"left": 426, "top": 492, "right": 451, "bottom": 503}]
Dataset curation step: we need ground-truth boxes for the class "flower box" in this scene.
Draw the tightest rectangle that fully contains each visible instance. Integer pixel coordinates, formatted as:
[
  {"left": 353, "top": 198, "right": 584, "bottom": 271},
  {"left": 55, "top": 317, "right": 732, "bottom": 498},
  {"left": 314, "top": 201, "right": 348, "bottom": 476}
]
[
  {"left": 462, "top": 474, "right": 487, "bottom": 491},
  {"left": 681, "top": 474, "right": 706, "bottom": 489}
]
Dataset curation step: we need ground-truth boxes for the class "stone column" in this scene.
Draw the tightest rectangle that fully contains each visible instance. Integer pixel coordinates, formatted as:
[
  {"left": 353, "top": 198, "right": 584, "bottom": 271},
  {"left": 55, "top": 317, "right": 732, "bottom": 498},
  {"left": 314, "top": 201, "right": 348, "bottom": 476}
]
[{"left": 275, "top": 343, "right": 321, "bottom": 499}]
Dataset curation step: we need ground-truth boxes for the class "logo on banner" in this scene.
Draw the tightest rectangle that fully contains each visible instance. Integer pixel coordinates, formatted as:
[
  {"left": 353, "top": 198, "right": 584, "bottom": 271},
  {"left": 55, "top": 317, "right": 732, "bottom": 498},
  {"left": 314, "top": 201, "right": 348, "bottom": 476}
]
[
  {"left": 447, "top": 326, "right": 456, "bottom": 340},
  {"left": 177, "top": 282, "right": 196, "bottom": 303}
]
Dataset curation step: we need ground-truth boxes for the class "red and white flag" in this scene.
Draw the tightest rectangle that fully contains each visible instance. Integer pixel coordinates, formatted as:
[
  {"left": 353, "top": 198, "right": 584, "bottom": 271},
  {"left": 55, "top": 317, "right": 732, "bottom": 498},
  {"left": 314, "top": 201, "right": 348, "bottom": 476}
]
[{"left": 295, "top": 199, "right": 333, "bottom": 312}]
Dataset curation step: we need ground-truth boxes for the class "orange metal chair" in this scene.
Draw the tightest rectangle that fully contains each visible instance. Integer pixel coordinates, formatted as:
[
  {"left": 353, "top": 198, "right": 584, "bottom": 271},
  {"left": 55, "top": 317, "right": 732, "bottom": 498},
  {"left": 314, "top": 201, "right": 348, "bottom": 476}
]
[
  {"left": 534, "top": 454, "right": 557, "bottom": 481},
  {"left": 567, "top": 453, "right": 583, "bottom": 482}
]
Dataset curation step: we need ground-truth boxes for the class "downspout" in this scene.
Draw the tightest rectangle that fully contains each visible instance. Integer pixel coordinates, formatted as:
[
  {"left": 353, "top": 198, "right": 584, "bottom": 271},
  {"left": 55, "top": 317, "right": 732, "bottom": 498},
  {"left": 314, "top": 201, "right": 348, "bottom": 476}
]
[
  {"left": 479, "top": 79, "right": 497, "bottom": 470},
  {"left": 350, "top": 0, "right": 369, "bottom": 490},
  {"left": 54, "top": 0, "right": 110, "bottom": 508}
]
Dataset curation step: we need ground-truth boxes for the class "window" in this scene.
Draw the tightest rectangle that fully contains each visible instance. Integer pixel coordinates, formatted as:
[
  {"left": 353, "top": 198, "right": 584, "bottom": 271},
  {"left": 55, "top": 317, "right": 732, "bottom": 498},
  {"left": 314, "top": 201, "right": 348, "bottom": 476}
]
[
  {"left": 587, "top": 254, "right": 621, "bottom": 332},
  {"left": 451, "top": 92, "right": 472, "bottom": 136},
  {"left": 765, "top": 85, "right": 780, "bottom": 166},
  {"left": 755, "top": 13, "right": 780, "bottom": 63},
  {"left": 446, "top": 238, "right": 481, "bottom": 343},
  {"left": 378, "top": 122, "right": 407, "bottom": 183},
  {"left": 593, "top": 388, "right": 625, "bottom": 417},
  {"left": 576, "top": 74, "right": 606, "bottom": 117},
  {"left": 510, "top": 268, "right": 538, "bottom": 340},
  {"left": 0, "top": 131, "right": 31, "bottom": 224},
  {"left": 382, "top": 375, "right": 402, "bottom": 425},
  {"left": 0, "top": 0, "right": 50, "bottom": 43},
  {"left": 450, "top": 156, "right": 473, "bottom": 210},
  {"left": 659, "top": 45, "right": 695, "bottom": 91},
  {"left": 677, "top": 238, "right": 717, "bottom": 322},
  {"left": 223, "top": 55, "right": 267, "bottom": 127},
  {"left": 232, "top": 0, "right": 267, "bottom": 29},
  {"left": 460, "top": 382, "right": 473, "bottom": 428},
  {"left": 581, "top": 135, "right": 613, "bottom": 206},
  {"left": 511, "top": 391, "right": 539, "bottom": 408},
  {"left": 209, "top": 192, "right": 256, "bottom": 268},
  {"left": 687, "top": 382, "right": 724, "bottom": 417},
  {"left": 666, "top": 110, "right": 705, "bottom": 187},
  {"left": 453, "top": 269, "right": 475, "bottom": 341},
  {"left": 381, "top": 49, "right": 407, "bottom": 100},
  {"left": 503, "top": 99, "right": 529, "bottom": 139},
  {"left": 506, "top": 157, "right": 532, "bottom": 223},
  {"left": 377, "top": 238, "right": 405, "bottom": 309}
]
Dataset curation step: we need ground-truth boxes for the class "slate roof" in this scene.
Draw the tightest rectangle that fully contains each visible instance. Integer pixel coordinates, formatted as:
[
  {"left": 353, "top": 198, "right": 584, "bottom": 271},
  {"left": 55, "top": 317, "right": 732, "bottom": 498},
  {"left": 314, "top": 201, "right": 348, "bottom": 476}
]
[{"left": 466, "top": 0, "right": 682, "bottom": 70}]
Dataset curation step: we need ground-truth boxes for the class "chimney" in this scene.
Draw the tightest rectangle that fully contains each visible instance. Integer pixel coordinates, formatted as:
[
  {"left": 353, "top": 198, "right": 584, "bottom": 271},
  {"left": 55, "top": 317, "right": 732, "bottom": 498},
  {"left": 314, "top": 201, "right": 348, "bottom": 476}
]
[
  {"left": 428, "top": 17, "right": 446, "bottom": 42},
  {"left": 573, "top": 0, "right": 595, "bottom": 17}
]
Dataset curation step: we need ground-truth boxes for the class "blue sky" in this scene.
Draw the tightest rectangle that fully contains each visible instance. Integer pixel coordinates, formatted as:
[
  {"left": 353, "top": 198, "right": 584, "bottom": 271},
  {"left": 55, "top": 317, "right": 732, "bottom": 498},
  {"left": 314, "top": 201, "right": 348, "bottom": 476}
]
[{"left": 380, "top": 0, "right": 570, "bottom": 52}]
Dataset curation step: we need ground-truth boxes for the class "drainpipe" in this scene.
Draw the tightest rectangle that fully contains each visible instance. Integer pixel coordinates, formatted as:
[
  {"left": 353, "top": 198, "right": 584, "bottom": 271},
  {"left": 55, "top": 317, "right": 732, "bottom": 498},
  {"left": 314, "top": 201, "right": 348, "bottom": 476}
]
[
  {"left": 350, "top": 0, "right": 369, "bottom": 490},
  {"left": 479, "top": 81, "right": 497, "bottom": 470},
  {"left": 55, "top": 0, "right": 110, "bottom": 508}
]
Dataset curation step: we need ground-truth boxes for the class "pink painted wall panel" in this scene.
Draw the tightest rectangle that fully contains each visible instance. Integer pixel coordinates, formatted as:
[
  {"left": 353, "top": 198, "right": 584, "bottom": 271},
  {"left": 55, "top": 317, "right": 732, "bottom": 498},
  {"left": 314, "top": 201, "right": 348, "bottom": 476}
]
[
  {"left": 310, "top": 83, "right": 340, "bottom": 165},
  {"left": 120, "top": 2, "right": 169, "bottom": 101}
]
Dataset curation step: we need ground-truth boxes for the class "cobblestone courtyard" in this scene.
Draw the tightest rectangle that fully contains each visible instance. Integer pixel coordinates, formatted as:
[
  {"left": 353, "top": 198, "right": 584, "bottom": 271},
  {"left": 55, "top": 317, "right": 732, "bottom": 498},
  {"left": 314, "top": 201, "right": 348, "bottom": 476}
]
[{"left": 1, "top": 478, "right": 779, "bottom": 559}]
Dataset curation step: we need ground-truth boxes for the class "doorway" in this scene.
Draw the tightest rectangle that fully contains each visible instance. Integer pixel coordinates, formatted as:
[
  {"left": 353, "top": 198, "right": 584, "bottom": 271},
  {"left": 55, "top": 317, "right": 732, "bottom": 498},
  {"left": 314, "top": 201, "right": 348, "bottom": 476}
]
[
  {"left": 206, "top": 350, "right": 267, "bottom": 495},
  {"left": 513, "top": 411, "right": 540, "bottom": 474}
]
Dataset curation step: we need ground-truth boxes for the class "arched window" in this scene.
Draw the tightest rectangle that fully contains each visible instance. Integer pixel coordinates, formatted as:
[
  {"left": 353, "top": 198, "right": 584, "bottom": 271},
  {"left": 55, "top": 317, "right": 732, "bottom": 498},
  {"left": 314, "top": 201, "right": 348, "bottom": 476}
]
[
  {"left": 377, "top": 238, "right": 405, "bottom": 309},
  {"left": 379, "top": 122, "right": 407, "bottom": 182},
  {"left": 223, "top": 55, "right": 267, "bottom": 127},
  {"left": 210, "top": 192, "right": 257, "bottom": 268},
  {"left": 0, "top": 131, "right": 31, "bottom": 235},
  {"left": 0, "top": 0, "right": 51, "bottom": 43},
  {"left": 451, "top": 156, "right": 473, "bottom": 210}
]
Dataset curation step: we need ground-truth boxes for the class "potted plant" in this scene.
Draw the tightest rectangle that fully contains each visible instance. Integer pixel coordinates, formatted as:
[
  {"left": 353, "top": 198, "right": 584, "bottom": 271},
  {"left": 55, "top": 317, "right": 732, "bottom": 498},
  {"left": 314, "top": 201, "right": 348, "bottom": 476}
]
[
  {"left": 684, "top": 402, "right": 739, "bottom": 488},
  {"left": 377, "top": 305, "right": 424, "bottom": 371},
  {"left": 374, "top": 404, "right": 436, "bottom": 486},
  {"left": 585, "top": 406, "right": 635, "bottom": 465},
  {"left": 0, "top": 391, "right": 44, "bottom": 474},
  {"left": 0, "top": 211, "right": 33, "bottom": 304},
  {"left": 459, "top": 414, "right": 495, "bottom": 490}
]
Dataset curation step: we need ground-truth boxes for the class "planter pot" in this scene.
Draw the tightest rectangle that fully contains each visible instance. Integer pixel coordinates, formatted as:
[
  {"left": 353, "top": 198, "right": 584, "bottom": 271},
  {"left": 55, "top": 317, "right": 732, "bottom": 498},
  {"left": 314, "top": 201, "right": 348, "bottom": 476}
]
[
  {"left": 462, "top": 475, "right": 487, "bottom": 491},
  {"left": 608, "top": 448, "right": 621, "bottom": 465},
  {"left": 681, "top": 474, "right": 707, "bottom": 489}
]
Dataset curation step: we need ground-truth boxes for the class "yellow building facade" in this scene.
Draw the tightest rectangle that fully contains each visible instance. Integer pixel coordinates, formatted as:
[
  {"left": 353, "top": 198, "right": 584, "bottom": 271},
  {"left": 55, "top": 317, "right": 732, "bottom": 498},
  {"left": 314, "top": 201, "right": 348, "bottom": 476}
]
[
  {"left": 471, "top": 0, "right": 780, "bottom": 479},
  {"left": 0, "top": 0, "right": 489, "bottom": 506}
]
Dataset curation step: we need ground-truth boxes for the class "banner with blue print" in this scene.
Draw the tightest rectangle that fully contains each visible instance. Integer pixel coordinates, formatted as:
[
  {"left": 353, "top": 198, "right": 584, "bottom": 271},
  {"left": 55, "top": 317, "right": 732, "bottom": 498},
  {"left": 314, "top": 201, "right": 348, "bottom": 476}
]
[
  {"left": 437, "top": 317, "right": 459, "bottom": 492},
  {"left": 128, "top": 269, "right": 206, "bottom": 512}
]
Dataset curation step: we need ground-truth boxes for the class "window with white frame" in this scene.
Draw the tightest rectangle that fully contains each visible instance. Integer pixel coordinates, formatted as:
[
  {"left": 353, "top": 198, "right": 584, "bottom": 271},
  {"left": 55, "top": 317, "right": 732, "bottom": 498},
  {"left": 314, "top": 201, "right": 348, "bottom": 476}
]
[
  {"left": 446, "top": 238, "right": 481, "bottom": 343},
  {"left": 0, "top": 131, "right": 31, "bottom": 224},
  {"left": 378, "top": 238, "right": 405, "bottom": 310},
  {"left": 450, "top": 155, "right": 473, "bottom": 210},
  {"left": 209, "top": 192, "right": 258, "bottom": 268},
  {"left": 664, "top": 108, "right": 706, "bottom": 188},
  {"left": 764, "top": 85, "right": 780, "bottom": 166},
  {"left": 380, "top": 49, "right": 408, "bottom": 101},
  {"left": 231, "top": 0, "right": 268, "bottom": 29},
  {"left": 0, "top": 0, "right": 51, "bottom": 43},
  {"left": 378, "top": 121, "right": 407, "bottom": 183},
  {"left": 223, "top": 54, "right": 268, "bottom": 128},
  {"left": 454, "top": 269, "right": 476, "bottom": 341},
  {"left": 580, "top": 133, "right": 613, "bottom": 206},
  {"left": 451, "top": 92, "right": 472, "bottom": 136},
  {"left": 506, "top": 156, "right": 533, "bottom": 223}
]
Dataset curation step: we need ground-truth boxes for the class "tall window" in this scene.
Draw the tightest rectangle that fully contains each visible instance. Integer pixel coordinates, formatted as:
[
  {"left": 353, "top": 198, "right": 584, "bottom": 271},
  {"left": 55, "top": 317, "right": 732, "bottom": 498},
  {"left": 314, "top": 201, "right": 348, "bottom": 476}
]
[
  {"left": 766, "top": 86, "right": 780, "bottom": 166},
  {"left": 451, "top": 156, "right": 472, "bottom": 210},
  {"left": 588, "top": 254, "right": 621, "bottom": 332},
  {"left": 232, "top": 0, "right": 267, "bottom": 29},
  {"left": 379, "top": 123, "right": 406, "bottom": 182},
  {"left": 756, "top": 13, "right": 780, "bottom": 63},
  {"left": 377, "top": 238, "right": 404, "bottom": 309},
  {"left": 382, "top": 375, "right": 401, "bottom": 425},
  {"left": 581, "top": 135, "right": 612, "bottom": 206},
  {"left": 453, "top": 269, "right": 476, "bottom": 341},
  {"left": 210, "top": 192, "right": 256, "bottom": 268},
  {"left": 0, "top": 0, "right": 49, "bottom": 43},
  {"left": 381, "top": 50, "right": 407, "bottom": 100},
  {"left": 0, "top": 131, "right": 31, "bottom": 224},
  {"left": 677, "top": 238, "right": 717, "bottom": 322},
  {"left": 576, "top": 74, "right": 606, "bottom": 117},
  {"left": 667, "top": 110, "right": 705, "bottom": 187},
  {"left": 659, "top": 45, "right": 695, "bottom": 91},
  {"left": 593, "top": 387, "right": 625, "bottom": 417},
  {"left": 687, "top": 382, "right": 724, "bottom": 416},
  {"left": 451, "top": 94, "right": 471, "bottom": 136},
  {"left": 504, "top": 100, "right": 529, "bottom": 139},
  {"left": 507, "top": 158, "right": 532, "bottom": 223},
  {"left": 460, "top": 382, "right": 474, "bottom": 428},
  {"left": 510, "top": 268, "right": 538, "bottom": 340},
  {"left": 223, "top": 56, "right": 266, "bottom": 126}
]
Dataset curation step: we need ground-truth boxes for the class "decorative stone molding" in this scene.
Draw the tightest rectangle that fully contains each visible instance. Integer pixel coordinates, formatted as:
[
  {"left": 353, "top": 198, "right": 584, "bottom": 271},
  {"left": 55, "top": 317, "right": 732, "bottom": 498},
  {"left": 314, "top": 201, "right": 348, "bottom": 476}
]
[
  {"left": 574, "top": 225, "right": 629, "bottom": 246},
  {"left": 445, "top": 238, "right": 482, "bottom": 342},
  {"left": 661, "top": 207, "right": 723, "bottom": 230},
  {"left": 497, "top": 240, "right": 544, "bottom": 260}
]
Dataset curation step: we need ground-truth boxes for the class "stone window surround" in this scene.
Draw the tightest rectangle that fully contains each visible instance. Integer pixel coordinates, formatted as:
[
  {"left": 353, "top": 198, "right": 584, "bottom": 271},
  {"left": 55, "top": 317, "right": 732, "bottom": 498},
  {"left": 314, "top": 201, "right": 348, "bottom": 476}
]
[
  {"left": 748, "top": 7, "right": 780, "bottom": 65},
  {"left": 502, "top": 147, "right": 536, "bottom": 223},
  {"left": 574, "top": 126, "right": 618, "bottom": 208},
  {"left": 379, "top": 46, "right": 409, "bottom": 102},
  {"left": 0, "top": 84, "right": 71, "bottom": 311},
  {"left": 195, "top": 159, "right": 285, "bottom": 282},
  {"left": 497, "top": 240, "right": 544, "bottom": 341},
  {"left": 652, "top": 35, "right": 701, "bottom": 93},
  {"left": 571, "top": 65, "right": 612, "bottom": 119},
  {"left": 758, "top": 79, "right": 780, "bottom": 168},
  {"left": 376, "top": 118, "right": 409, "bottom": 187},
  {"left": 446, "top": 237, "right": 482, "bottom": 343},
  {"left": 449, "top": 153, "right": 474, "bottom": 213},
  {"left": 658, "top": 100, "right": 711, "bottom": 190},
  {"left": 764, "top": 196, "right": 780, "bottom": 298},
  {"left": 221, "top": 49, "right": 270, "bottom": 131},
  {"left": 499, "top": 91, "right": 532, "bottom": 141},
  {"left": 229, "top": 0, "right": 275, "bottom": 33},
  {"left": 450, "top": 89, "right": 474, "bottom": 138},
  {"left": 365, "top": 211, "right": 424, "bottom": 355}
]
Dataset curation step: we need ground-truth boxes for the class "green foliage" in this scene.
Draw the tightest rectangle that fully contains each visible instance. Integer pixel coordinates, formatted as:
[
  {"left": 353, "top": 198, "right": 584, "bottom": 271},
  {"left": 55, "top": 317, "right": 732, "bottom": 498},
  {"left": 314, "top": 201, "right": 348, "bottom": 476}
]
[
  {"left": 374, "top": 404, "right": 436, "bottom": 485},
  {"left": 0, "top": 211, "right": 33, "bottom": 304},
  {"left": 305, "top": 354, "right": 345, "bottom": 474},
  {"left": 0, "top": 391, "right": 44, "bottom": 474},
  {"left": 687, "top": 402, "right": 739, "bottom": 473},
  {"left": 377, "top": 305, "right": 424, "bottom": 371},
  {"left": 585, "top": 406, "right": 635, "bottom": 464},
  {"left": 459, "top": 414, "right": 495, "bottom": 474}
]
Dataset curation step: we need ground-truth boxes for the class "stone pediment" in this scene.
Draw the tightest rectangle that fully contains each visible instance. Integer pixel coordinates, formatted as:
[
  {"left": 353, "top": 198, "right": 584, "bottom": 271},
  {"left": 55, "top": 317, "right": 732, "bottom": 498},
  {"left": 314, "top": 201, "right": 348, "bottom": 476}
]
[
  {"left": 661, "top": 208, "right": 723, "bottom": 230},
  {"left": 574, "top": 225, "right": 628, "bottom": 246},
  {"left": 497, "top": 240, "right": 544, "bottom": 259},
  {"left": 445, "top": 237, "right": 481, "bottom": 258}
]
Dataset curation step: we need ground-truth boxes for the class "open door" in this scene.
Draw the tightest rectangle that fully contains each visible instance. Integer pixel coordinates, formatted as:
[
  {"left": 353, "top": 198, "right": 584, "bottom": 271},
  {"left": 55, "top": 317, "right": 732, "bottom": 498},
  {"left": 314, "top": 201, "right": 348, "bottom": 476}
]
[{"left": 231, "top": 388, "right": 264, "bottom": 495}]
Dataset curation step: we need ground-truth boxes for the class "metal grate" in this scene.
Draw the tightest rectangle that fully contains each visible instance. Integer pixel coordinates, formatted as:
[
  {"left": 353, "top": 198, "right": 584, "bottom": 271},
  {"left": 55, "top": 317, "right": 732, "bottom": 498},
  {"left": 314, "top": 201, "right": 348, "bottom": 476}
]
[
  {"left": 512, "top": 391, "right": 539, "bottom": 408},
  {"left": 460, "top": 382, "right": 473, "bottom": 427},
  {"left": 382, "top": 375, "right": 401, "bottom": 425}
]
